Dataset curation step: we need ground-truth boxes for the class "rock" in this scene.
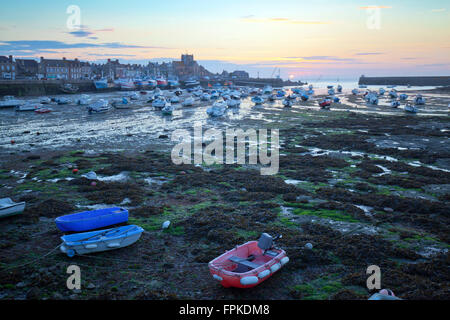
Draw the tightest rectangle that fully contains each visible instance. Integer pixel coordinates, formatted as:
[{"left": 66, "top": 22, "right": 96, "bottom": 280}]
[
  {"left": 158, "top": 134, "right": 169, "bottom": 139},
  {"left": 383, "top": 207, "right": 394, "bottom": 213},
  {"left": 305, "top": 243, "right": 313, "bottom": 250},
  {"left": 87, "top": 283, "right": 96, "bottom": 290},
  {"left": 162, "top": 220, "right": 171, "bottom": 229},
  {"left": 52, "top": 292, "right": 64, "bottom": 300},
  {"left": 26, "top": 287, "right": 41, "bottom": 300}
]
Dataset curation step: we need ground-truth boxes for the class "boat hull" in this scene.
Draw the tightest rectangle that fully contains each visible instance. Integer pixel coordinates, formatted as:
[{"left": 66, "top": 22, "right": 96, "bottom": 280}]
[
  {"left": 60, "top": 225, "right": 143, "bottom": 257},
  {"left": 0, "top": 202, "right": 26, "bottom": 218},
  {"left": 55, "top": 207, "right": 129, "bottom": 232}
]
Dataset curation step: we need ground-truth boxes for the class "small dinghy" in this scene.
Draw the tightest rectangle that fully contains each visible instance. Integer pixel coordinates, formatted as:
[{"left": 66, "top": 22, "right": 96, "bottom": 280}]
[
  {"left": 209, "top": 233, "right": 289, "bottom": 288},
  {"left": 282, "top": 98, "right": 293, "bottom": 107},
  {"left": 404, "top": 103, "right": 418, "bottom": 114},
  {"left": 34, "top": 107, "right": 53, "bottom": 114},
  {"left": 60, "top": 225, "right": 144, "bottom": 257},
  {"left": 55, "top": 207, "right": 128, "bottom": 232},
  {"left": 182, "top": 97, "right": 196, "bottom": 107},
  {"left": 0, "top": 198, "right": 26, "bottom": 218},
  {"left": 319, "top": 98, "right": 332, "bottom": 109},
  {"left": 251, "top": 96, "right": 264, "bottom": 105}
]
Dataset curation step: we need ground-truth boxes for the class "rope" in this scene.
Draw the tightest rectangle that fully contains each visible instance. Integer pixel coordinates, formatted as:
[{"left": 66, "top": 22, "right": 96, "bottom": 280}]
[{"left": 0, "top": 244, "right": 61, "bottom": 272}]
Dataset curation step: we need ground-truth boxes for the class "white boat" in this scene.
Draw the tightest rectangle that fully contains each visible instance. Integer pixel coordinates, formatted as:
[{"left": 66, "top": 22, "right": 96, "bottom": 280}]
[
  {"left": 404, "top": 103, "right": 418, "bottom": 113},
  {"left": 40, "top": 97, "right": 52, "bottom": 104},
  {"left": 152, "top": 97, "right": 167, "bottom": 109},
  {"left": 0, "top": 96, "right": 22, "bottom": 108},
  {"left": 162, "top": 103, "right": 174, "bottom": 115},
  {"left": 182, "top": 97, "right": 195, "bottom": 107},
  {"left": 0, "top": 198, "right": 26, "bottom": 218},
  {"left": 77, "top": 94, "right": 91, "bottom": 105},
  {"left": 170, "top": 95, "right": 181, "bottom": 104},
  {"left": 87, "top": 99, "right": 110, "bottom": 114},
  {"left": 56, "top": 97, "right": 71, "bottom": 105},
  {"left": 207, "top": 101, "right": 227, "bottom": 117},
  {"left": 15, "top": 103, "right": 42, "bottom": 111},
  {"left": 60, "top": 225, "right": 144, "bottom": 257},
  {"left": 227, "top": 98, "right": 241, "bottom": 108},
  {"left": 201, "top": 93, "right": 211, "bottom": 101},
  {"left": 263, "top": 85, "right": 273, "bottom": 95}
]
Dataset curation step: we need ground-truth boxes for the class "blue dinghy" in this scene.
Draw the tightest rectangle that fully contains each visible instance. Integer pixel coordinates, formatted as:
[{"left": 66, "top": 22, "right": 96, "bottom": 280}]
[
  {"left": 55, "top": 207, "right": 128, "bottom": 232},
  {"left": 60, "top": 225, "right": 144, "bottom": 257}
]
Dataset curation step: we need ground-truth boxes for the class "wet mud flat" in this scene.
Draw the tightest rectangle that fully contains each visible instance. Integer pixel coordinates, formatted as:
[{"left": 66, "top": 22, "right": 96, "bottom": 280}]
[{"left": 0, "top": 92, "right": 449, "bottom": 300}]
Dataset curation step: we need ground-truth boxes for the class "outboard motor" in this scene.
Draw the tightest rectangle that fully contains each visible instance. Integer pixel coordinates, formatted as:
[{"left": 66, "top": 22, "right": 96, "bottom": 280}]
[{"left": 258, "top": 233, "right": 273, "bottom": 251}]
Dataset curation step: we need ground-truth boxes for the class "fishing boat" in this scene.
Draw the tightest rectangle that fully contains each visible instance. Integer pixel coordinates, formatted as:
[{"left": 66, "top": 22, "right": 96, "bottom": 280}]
[
  {"left": 60, "top": 83, "right": 79, "bottom": 94},
  {"left": 0, "top": 96, "right": 22, "bottom": 108},
  {"left": 119, "top": 79, "right": 136, "bottom": 90},
  {"left": 161, "top": 103, "right": 174, "bottom": 115},
  {"left": 184, "top": 80, "right": 200, "bottom": 88},
  {"left": 55, "top": 207, "right": 129, "bottom": 232},
  {"left": 87, "top": 99, "right": 110, "bottom": 114},
  {"left": 156, "top": 78, "right": 168, "bottom": 88},
  {"left": 34, "top": 107, "right": 53, "bottom": 114},
  {"left": 60, "top": 225, "right": 144, "bottom": 257},
  {"left": 251, "top": 96, "right": 264, "bottom": 105},
  {"left": 207, "top": 101, "right": 227, "bottom": 117},
  {"left": 182, "top": 97, "right": 196, "bottom": 107},
  {"left": 0, "top": 198, "right": 26, "bottom": 218},
  {"left": 15, "top": 103, "right": 42, "bottom": 111},
  {"left": 404, "top": 103, "right": 418, "bottom": 114},
  {"left": 209, "top": 233, "right": 289, "bottom": 288},
  {"left": 168, "top": 80, "right": 180, "bottom": 88},
  {"left": 93, "top": 79, "right": 108, "bottom": 90},
  {"left": 414, "top": 95, "right": 426, "bottom": 105}
]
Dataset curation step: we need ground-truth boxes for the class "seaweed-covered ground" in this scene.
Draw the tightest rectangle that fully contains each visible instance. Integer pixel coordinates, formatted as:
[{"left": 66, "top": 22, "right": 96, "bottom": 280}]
[{"left": 0, "top": 91, "right": 449, "bottom": 300}]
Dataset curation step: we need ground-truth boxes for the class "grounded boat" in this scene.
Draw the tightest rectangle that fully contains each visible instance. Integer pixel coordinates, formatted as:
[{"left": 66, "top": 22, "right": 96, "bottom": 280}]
[
  {"left": 0, "top": 198, "right": 26, "bottom": 218},
  {"left": 319, "top": 98, "right": 332, "bottom": 109},
  {"left": 282, "top": 98, "right": 293, "bottom": 107},
  {"left": 152, "top": 97, "right": 168, "bottom": 110},
  {"left": 389, "top": 89, "right": 398, "bottom": 99},
  {"left": 404, "top": 103, "right": 418, "bottom": 114},
  {"left": 209, "top": 233, "right": 289, "bottom": 288},
  {"left": 262, "top": 85, "right": 273, "bottom": 95},
  {"left": 112, "top": 97, "right": 131, "bottom": 109},
  {"left": 87, "top": 99, "right": 110, "bottom": 114},
  {"left": 207, "top": 101, "right": 227, "bottom": 117},
  {"left": 414, "top": 95, "right": 426, "bottom": 105},
  {"left": 251, "top": 96, "right": 264, "bottom": 105},
  {"left": 77, "top": 94, "right": 91, "bottom": 106},
  {"left": 161, "top": 103, "right": 174, "bottom": 115},
  {"left": 182, "top": 97, "right": 196, "bottom": 107},
  {"left": 56, "top": 97, "right": 71, "bottom": 105},
  {"left": 227, "top": 98, "right": 241, "bottom": 108},
  {"left": 300, "top": 93, "right": 309, "bottom": 101},
  {"left": 351, "top": 89, "right": 359, "bottom": 95},
  {"left": 60, "top": 225, "right": 144, "bottom": 257},
  {"left": 34, "top": 107, "right": 53, "bottom": 114},
  {"left": 16, "top": 103, "right": 42, "bottom": 111},
  {"left": 170, "top": 95, "right": 181, "bottom": 104},
  {"left": 399, "top": 93, "right": 408, "bottom": 101},
  {"left": 0, "top": 96, "right": 22, "bottom": 108},
  {"left": 337, "top": 85, "right": 343, "bottom": 93},
  {"left": 55, "top": 207, "right": 129, "bottom": 232},
  {"left": 391, "top": 100, "right": 400, "bottom": 108},
  {"left": 379, "top": 88, "right": 386, "bottom": 96}
]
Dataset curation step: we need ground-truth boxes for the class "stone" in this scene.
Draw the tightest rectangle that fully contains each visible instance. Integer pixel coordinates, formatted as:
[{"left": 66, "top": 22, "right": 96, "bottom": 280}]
[{"left": 305, "top": 243, "right": 313, "bottom": 250}]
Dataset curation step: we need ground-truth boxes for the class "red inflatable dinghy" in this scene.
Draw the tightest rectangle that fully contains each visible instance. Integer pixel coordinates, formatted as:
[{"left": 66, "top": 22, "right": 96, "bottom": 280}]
[{"left": 208, "top": 233, "right": 289, "bottom": 288}]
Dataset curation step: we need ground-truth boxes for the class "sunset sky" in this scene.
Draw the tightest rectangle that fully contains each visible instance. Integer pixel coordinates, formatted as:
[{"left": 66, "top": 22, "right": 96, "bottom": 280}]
[{"left": 1, "top": 0, "right": 449, "bottom": 80}]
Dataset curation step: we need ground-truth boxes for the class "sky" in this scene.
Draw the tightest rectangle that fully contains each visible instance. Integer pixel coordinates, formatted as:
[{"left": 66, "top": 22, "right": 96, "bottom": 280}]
[{"left": 0, "top": 0, "right": 449, "bottom": 80}]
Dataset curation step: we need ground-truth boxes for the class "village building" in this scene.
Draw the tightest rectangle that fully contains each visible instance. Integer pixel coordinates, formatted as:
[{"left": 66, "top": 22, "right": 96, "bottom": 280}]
[{"left": 0, "top": 55, "right": 16, "bottom": 80}]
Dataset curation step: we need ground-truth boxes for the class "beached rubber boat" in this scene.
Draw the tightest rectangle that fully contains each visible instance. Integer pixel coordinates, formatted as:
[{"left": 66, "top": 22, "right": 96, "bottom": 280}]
[
  {"left": 55, "top": 207, "right": 129, "bottom": 232},
  {"left": 0, "top": 198, "right": 26, "bottom": 218},
  {"left": 60, "top": 225, "right": 144, "bottom": 257},
  {"left": 319, "top": 98, "right": 332, "bottom": 108},
  {"left": 209, "top": 233, "right": 289, "bottom": 288},
  {"left": 34, "top": 107, "right": 53, "bottom": 114}
]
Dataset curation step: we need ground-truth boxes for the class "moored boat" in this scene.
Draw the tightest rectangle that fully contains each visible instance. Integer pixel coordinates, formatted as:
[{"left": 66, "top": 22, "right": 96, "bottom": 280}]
[
  {"left": 208, "top": 233, "right": 289, "bottom": 288},
  {"left": 60, "top": 225, "right": 144, "bottom": 257},
  {"left": 55, "top": 207, "right": 129, "bottom": 232},
  {"left": 0, "top": 198, "right": 26, "bottom": 218}
]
